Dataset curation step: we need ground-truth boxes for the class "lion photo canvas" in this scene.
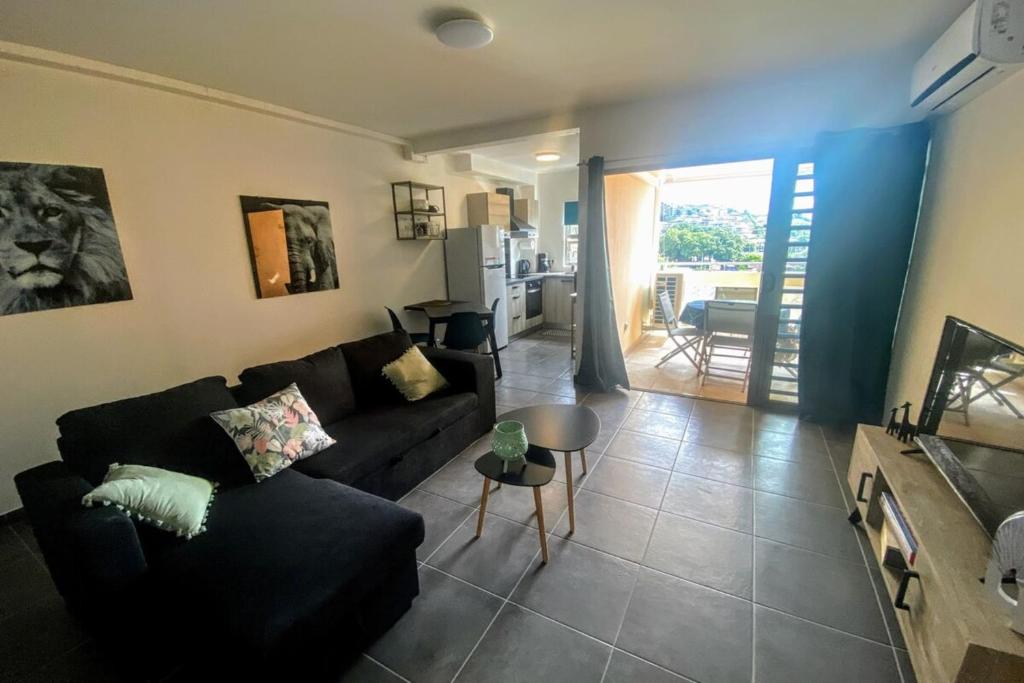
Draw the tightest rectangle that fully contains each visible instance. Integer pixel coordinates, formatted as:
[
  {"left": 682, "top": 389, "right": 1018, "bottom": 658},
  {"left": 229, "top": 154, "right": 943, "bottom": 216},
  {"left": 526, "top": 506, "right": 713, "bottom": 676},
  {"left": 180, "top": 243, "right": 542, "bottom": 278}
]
[
  {"left": 239, "top": 195, "right": 339, "bottom": 299},
  {"left": 0, "top": 162, "right": 133, "bottom": 317}
]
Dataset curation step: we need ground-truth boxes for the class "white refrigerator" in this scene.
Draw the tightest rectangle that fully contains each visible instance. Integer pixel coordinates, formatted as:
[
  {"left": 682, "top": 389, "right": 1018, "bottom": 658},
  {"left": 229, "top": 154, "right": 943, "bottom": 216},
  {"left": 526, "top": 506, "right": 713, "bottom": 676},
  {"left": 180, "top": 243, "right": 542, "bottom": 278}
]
[{"left": 445, "top": 225, "right": 509, "bottom": 349}]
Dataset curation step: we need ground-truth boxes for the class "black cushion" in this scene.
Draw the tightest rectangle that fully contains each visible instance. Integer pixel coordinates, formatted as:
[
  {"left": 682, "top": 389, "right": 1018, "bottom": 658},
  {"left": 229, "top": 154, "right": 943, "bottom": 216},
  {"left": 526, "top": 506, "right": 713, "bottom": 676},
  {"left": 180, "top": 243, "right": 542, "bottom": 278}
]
[
  {"left": 338, "top": 330, "right": 413, "bottom": 408},
  {"left": 56, "top": 377, "right": 252, "bottom": 487},
  {"left": 149, "top": 469, "right": 424, "bottom": 654},
  {"left": 292, "top": 391, "right": 478, "bottom": 485},
  {"left": 237, "top": 346, "right": 356, "bottom": 424}
]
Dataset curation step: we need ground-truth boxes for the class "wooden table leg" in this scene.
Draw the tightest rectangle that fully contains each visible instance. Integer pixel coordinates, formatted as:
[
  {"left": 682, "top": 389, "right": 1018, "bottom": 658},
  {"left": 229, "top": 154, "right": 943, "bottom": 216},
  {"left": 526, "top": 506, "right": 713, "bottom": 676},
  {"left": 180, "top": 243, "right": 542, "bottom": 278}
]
[
  {"left": 580, "top": 447, "right": 588, "bottom": 475},
  {"left": 533, "top": 486, "right": 549, "bottom": 564},
  {"left": 476, "top": 476, "right": 491, "bottom": 538},
  {"left": 564, "top": 451, "right": 575, "bottom": 535}
]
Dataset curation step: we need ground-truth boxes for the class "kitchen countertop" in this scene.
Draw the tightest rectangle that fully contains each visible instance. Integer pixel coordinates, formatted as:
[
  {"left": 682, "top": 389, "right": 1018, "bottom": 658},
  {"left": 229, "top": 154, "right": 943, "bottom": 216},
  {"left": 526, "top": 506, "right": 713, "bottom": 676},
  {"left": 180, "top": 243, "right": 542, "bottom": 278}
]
[{"left": 506, "top": 272, "right": 576, "bottom": 284}]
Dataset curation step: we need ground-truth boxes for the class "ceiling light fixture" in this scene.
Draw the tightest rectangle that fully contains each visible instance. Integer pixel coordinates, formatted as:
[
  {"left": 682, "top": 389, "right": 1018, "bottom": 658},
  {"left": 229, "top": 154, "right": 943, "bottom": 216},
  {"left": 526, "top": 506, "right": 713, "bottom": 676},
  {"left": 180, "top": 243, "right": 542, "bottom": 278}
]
[
  {"left": 435, "top": 18, "right": 494, "bottom": 49},
  {"left": 535, "top": 152, "right": 561, "bottom": 162}
]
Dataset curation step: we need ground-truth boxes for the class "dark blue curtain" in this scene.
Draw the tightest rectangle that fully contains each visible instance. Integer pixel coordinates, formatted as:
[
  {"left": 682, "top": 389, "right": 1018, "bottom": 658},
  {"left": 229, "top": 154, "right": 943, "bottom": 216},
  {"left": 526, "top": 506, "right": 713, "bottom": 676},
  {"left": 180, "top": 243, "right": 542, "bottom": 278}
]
[
  {"left": 576, "top": 156, "right": 630, "bottom": 391},
  {"left": 798, "top": 123, "right": 931, "bottom": 425}
]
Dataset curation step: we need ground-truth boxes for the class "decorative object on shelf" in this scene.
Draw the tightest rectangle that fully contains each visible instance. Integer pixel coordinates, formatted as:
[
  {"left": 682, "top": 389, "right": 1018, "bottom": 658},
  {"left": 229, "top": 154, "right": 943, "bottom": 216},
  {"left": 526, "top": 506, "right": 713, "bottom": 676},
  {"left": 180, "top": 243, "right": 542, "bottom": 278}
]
[
  {"left": 392, "top": 181, "right": 447, "bottom": 241},
  {"left": 491, "top": 420, "right": 528, "bottom": 464},
  {"left": 240, "top": 195, "right": 339, "bottom": 299},
  {"left": 886, "top": 407, "right": 899, "bottom": 435},
  {"left": 885, "top": 401, "right": 916, "bottom": 443},
  {"left": 899, "top": 402, "right": 916, "bottom": 442},
  {"left": 985, "top": 510, "right": 1024, "bottom": 635},
  {"left": 0, "top": 161, "right": 133, "bottom": 316}
]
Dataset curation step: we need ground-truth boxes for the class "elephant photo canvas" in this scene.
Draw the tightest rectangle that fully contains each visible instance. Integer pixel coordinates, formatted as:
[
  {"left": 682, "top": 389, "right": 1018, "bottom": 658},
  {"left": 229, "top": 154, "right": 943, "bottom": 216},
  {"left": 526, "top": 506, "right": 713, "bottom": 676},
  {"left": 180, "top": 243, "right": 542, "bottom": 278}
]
[{"left": 239, "top": 195, "right": 339, "bottom": 299}]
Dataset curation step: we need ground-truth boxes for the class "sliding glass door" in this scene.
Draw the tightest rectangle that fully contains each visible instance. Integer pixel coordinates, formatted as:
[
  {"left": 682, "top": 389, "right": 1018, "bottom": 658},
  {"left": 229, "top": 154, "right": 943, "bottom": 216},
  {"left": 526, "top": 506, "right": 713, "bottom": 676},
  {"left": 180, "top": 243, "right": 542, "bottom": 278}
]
[{"left": 748, "top": 155, "right": 815, "bottom": 408}]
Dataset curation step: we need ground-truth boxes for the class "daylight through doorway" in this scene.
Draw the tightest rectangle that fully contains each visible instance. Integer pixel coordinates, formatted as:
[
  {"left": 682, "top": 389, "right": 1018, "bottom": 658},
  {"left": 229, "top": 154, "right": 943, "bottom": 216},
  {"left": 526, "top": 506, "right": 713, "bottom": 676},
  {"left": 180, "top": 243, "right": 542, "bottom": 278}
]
[{"left": 606, "top": 159, "right": 774, "bottom": 404}]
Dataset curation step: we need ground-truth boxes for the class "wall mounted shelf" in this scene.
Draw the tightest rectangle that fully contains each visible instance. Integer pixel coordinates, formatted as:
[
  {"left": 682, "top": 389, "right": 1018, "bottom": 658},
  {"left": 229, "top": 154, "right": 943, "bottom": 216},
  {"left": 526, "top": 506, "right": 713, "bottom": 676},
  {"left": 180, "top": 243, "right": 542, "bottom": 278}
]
[{"left": 391, "top": 181, "right": 448, "bottom": 240}]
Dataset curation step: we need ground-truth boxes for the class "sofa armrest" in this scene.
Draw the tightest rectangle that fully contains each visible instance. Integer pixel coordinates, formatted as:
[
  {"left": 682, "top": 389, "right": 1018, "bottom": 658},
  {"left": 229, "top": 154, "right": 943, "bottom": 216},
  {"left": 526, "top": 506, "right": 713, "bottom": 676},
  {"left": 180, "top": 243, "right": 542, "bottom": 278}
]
[
  {"left": 14, "top": 461, "right": 147, "bottom": 610},
  {"left": 421, "top": 347, "right": 496, "bottom": 423}
]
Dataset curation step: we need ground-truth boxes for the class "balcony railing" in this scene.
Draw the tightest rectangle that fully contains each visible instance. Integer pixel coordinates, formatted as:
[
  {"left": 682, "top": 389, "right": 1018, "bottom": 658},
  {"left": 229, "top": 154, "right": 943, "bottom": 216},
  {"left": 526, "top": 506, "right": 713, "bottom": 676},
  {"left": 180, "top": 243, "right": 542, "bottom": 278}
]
[
  {"left": 650, "top": 265, "right": 763, "bottom": 324},
  {"left": 659, "top": 261, "right": 762, "bottom": 272}
]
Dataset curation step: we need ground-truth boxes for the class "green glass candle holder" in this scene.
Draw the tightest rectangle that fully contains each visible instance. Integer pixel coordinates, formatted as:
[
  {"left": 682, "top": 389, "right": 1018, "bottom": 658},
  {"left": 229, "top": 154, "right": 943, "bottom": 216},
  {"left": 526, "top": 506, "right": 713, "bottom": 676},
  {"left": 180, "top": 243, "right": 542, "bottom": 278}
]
[{"left": 492, "top": 420, "right": 528, "bottom": 462}]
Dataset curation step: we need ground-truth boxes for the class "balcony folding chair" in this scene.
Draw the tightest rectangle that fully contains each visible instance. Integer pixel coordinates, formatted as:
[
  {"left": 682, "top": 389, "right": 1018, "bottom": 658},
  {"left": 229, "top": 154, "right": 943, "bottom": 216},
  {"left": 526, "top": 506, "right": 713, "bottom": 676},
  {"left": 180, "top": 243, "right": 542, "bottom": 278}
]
[
  {"left": 700, "top": 300, "right": 757, "bottom": 392},
  {"left": 386, "top": 307, "right": 430, "bottom": 346},
  {"left": 946, "top": 337, "right": 1024, "bottom": 425},
  {"left": 654, "top": 290, "right": 704, "bottom": 372}
]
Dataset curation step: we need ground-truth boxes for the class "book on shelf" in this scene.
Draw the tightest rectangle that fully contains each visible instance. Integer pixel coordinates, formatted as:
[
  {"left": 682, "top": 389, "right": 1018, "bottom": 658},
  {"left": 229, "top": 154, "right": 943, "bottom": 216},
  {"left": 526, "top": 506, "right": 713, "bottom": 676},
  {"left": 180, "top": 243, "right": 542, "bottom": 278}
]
[{"left": 880, "top": 491, "right": 918, "bottom": 565}]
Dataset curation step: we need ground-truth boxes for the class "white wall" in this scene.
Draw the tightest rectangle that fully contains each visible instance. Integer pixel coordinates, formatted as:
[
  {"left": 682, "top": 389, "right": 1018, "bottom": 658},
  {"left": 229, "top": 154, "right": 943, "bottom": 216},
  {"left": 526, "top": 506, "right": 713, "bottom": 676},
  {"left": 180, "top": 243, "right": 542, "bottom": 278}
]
[
  {"left": 605, "top": 173, "right": 658, "bottom": 351},
  {"left": 536, "top": 169, "right": 579, "bottom": 268},
  {"left": 886, "top": 70, "right": 1024, "bottom": 413},
  {"left": 413, "top": 54, "right": 919, "bottom": 171},
  {"left": 0, "top": 56, "right": 494, "bottom": 513},
  {"left": 578, "top": 55, "right": 916, "bottom": 170}
]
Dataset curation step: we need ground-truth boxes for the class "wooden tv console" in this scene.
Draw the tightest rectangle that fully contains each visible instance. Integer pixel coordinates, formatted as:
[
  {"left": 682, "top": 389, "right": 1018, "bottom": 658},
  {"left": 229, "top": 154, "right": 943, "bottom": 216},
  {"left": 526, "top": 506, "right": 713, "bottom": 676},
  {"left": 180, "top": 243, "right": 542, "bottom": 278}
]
[{"left": 847, "top": 426, "right": 1024, "bottom": 682}]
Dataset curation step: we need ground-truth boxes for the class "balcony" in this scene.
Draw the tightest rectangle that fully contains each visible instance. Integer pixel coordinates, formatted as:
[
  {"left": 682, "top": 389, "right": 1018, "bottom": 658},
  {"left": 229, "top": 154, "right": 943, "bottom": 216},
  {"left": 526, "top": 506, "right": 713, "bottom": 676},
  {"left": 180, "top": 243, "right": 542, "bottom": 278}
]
[{"left": 624, "top": 263, "right": 763, "bottom": 403}]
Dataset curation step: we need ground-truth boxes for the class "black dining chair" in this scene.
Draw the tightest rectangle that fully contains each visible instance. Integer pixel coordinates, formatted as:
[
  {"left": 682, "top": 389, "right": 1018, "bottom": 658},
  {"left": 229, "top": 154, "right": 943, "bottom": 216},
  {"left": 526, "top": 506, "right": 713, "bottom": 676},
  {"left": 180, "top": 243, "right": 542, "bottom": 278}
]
[
  {"left": 441, "top": 311, "right": 489, "bottom": 351},
  {"left": 386, "top": 307, "right": 430, "bottom": 346},
  {"left": 481, "top": 298, "right": 504, "bottom": 378},
  {"left": 487, "top": 297, "right": 500, "bottom": 337},
  {"left": 442, "top": 309, "right": 503, "bottom": 379}
]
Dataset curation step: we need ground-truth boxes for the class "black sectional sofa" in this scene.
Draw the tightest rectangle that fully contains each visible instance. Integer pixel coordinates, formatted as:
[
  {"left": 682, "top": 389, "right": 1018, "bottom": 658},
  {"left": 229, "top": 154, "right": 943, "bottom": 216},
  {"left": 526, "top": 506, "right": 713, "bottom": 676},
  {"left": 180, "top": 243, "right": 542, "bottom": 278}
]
[{"left": 14, "top": 330, "right": 495, "bottom": 679}]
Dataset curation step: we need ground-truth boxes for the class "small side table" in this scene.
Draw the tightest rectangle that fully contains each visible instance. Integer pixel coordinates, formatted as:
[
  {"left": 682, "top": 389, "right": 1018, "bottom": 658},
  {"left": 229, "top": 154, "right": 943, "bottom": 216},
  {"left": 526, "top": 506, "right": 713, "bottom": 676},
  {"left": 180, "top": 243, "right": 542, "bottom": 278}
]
[
  {"left": 497, "top": 405, "right": 601, "bottom": 535},
  {"left": 474, "top": 446, "right": 556, "bottom": 564}
]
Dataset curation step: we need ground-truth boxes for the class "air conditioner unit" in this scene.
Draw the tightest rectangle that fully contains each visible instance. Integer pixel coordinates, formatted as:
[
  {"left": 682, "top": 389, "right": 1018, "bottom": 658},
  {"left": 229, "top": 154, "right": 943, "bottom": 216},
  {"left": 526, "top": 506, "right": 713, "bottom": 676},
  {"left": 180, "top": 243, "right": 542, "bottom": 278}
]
[
  {"left": 911, "top": 0, "right": 1024, "bottom": 114},
  {"left": 651, "top": 273, "right": 683, "bottom": 326}
]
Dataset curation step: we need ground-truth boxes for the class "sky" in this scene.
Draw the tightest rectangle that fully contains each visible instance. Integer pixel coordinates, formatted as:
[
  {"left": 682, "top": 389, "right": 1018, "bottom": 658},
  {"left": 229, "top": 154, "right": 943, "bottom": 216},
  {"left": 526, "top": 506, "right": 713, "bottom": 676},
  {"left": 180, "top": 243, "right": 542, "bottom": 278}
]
[{"left": 659, "top": 158, "right": 774, "bottom": 215}]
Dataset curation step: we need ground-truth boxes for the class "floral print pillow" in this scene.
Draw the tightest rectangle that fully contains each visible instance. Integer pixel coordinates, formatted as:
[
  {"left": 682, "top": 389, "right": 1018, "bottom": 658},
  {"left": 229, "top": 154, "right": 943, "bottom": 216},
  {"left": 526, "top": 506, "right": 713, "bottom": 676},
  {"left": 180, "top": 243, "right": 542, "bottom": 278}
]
[{"left": 210, "top": 383, "right": 335, "bottom": 482}]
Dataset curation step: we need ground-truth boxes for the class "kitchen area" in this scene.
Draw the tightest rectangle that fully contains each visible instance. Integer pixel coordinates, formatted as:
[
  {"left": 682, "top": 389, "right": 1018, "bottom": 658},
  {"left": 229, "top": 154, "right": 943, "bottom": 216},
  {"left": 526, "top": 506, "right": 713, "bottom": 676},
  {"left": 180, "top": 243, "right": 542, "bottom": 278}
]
[{"left": 446, "top": 186, "right": 577, "bottom": 361}]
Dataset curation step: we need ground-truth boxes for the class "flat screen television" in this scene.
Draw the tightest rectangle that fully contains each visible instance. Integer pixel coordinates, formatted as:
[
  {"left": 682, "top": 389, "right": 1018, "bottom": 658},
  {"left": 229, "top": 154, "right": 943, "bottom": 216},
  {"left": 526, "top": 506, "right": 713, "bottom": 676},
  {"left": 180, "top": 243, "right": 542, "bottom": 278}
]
[{"left": 916, "top": 317, "right": 1024, "bottom": 536}]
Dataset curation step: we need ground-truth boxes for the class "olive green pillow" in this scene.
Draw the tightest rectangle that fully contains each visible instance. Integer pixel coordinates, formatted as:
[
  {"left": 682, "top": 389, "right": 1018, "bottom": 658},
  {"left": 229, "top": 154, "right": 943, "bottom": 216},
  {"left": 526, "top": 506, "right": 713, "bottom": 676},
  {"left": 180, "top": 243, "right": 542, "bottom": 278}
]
[
  {"left": 82, "top": 464, "right": 217, "bottom": 539},
  {"left": 381, "top": 346, "right": 449, "bottom": 401}
]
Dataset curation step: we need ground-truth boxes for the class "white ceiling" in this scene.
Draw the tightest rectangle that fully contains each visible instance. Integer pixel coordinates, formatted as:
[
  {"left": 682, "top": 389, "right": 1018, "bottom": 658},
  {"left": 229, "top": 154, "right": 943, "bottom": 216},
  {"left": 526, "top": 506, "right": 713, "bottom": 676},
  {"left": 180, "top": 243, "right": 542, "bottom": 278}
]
[
  {"left": 0, "top": 0, "right": 970, "bottom": 139},
  {"left": 464, "top": 131, "right": 580, "bottom": 173}
]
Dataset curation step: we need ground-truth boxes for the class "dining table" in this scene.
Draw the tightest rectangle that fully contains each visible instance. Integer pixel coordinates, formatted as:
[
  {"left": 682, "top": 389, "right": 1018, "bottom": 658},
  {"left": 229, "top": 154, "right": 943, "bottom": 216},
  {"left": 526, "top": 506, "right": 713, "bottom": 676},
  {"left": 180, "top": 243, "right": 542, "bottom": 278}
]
[
  {"left": 679, "top": 299, "right": 710, "bottom": 328},
  {"left": 403, "top": 299, "right": 502, "bottom": 378}
]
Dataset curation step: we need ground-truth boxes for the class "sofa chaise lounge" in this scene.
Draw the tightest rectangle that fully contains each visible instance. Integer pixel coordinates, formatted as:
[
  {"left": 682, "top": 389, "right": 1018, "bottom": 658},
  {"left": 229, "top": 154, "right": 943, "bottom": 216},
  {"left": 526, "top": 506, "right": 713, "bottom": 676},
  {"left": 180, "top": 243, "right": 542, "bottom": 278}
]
[{"left": 14, "top": 330, "right": 495, "bottom": 678}]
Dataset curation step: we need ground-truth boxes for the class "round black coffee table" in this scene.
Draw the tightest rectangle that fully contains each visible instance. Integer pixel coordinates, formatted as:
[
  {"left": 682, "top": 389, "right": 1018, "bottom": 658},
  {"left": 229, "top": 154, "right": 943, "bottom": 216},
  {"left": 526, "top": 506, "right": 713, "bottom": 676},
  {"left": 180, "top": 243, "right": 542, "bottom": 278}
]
[
  {"left": 498, "top": 405, "right": 601, "bottom": 535},
  {"left": 474, "top": 445, "right": 555, "bottom": 563}
]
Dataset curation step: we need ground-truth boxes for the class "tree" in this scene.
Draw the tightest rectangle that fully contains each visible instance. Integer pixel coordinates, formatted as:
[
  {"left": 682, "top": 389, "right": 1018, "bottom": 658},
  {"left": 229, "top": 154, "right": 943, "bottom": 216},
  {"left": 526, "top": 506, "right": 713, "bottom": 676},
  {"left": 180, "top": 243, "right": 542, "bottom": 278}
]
[{"left": 659, "top": 224, "right": 746, "bottom": 262}]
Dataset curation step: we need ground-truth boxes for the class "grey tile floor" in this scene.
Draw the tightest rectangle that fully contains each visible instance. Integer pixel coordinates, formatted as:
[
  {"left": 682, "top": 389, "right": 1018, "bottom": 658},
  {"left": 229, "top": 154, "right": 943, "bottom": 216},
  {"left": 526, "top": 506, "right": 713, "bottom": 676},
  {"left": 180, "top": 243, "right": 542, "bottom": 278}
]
[
  {"left": 345, "top": 334, "right": 917, "bottom": 683},
  {"left": 0, "top": 333, "right": 917, "bottom": 682}
]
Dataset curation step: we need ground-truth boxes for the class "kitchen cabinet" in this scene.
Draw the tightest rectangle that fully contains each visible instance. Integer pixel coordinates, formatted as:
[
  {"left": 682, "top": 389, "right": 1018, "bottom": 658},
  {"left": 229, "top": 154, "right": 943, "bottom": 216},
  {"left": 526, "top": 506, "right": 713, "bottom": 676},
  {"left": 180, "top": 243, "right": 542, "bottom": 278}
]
[
  {"left": 467, "top": 193, "right": 511, "bottom": 230},
  {"left": 513, "top": 198, "right": 538, "bottom": 223},
  {"left": 506, "top": 281, "right": 526, "bottom": 336},
  {"left": 543, "top": 276, "right": 575, "bottom": 329}
]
